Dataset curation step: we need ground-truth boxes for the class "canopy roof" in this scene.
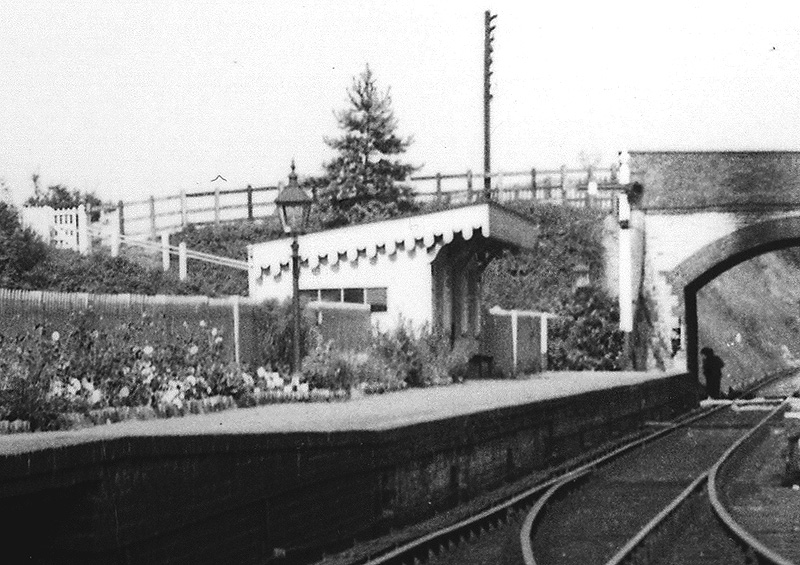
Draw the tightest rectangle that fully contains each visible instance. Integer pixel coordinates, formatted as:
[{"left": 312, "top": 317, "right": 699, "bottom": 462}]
[{"left": 249, "top": 202, "right": 539, "bottom": 278}]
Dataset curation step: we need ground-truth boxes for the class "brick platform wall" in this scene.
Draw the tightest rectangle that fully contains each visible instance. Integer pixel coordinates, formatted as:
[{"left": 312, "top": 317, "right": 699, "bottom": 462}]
[{"left": 0, "top": 373, "right": 696, "bottom": 564}]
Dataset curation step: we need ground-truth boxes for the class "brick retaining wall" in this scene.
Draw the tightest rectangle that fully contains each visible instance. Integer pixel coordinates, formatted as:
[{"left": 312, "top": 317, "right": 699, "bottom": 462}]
[{"left": 0, "top": 373, "right": 696, "bottom": 564}]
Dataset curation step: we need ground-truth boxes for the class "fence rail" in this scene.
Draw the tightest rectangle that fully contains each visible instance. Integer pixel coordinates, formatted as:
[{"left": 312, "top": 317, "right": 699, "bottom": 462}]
[{"left": 112, "top": 165, "right": 622, "bottom": 237}]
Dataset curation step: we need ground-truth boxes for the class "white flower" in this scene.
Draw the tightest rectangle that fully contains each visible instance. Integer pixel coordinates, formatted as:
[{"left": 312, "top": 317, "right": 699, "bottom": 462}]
[
  {"left": 162, "top": 387, "right": 180, "bottom": 405},
  {"left": 188, "top": 345, "right": 199, "bottom": 355},
  {"left": 265, "top": 372, "right": 283, "bottom": 390},
  {"left": 242, "top": 373, "right": 254, "bottom": 387},
  {"left": 81, "top": 378, "right": 94, "bottom": 392},
  {"left": 142, "top": 345, "right": 154, "bottom": 357},
  {"left": 214, "top": 336, "right": 223, "bottom": 344},
  {"left": 256, "top": 366, "right": 268, "bottom": 379},
  {"left": 211, "top": 327, "right": 218, "bottom": 337},
  {"left": 298, "top": 383, "right": 309, "bottom": 395},
  {"left": 199, "top": 320, "right": 207, "bottom": 328},
  {"left": 50, "top": 379, "right": 65, "bottom": 397},
  {"left": 89, "top": 389, "right": 102, "bottom": 405},
  {"left": 51, "top": 331, "right": 60, "bottom": 342},
  {"left": 118, "top": 386, "right": 130, "bottom": 399},
  {"left": 67, "top": 378, "right": 81, "bottom": 396},
  {"left": 185, "top": 375, "right": 197, "bottom": 387}
]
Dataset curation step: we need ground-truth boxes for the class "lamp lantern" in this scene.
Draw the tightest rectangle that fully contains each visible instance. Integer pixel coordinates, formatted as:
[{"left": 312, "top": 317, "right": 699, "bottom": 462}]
[
  {"left": 275, "top": 161, "right": 312, "bottom": 235},
  {"left": 274, "top": 161, "right": 312, "bottom": 375}
]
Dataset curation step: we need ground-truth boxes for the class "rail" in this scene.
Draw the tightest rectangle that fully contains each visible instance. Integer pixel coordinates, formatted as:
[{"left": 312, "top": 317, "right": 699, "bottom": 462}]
[
  {"left": 360, "top": 392, "right": 715, "bottom": 564},
  {"left": 518, "top": 371, "right": 795, "bottom": 565},
  {"left": 89, "top": 227, "right": 248, "bottom": 281},
  {"left": 600, "top": 403, "right": 787, "bottom": 565},
  {"left": 708, "top": 405, "right": 796, "bottom": 565}
]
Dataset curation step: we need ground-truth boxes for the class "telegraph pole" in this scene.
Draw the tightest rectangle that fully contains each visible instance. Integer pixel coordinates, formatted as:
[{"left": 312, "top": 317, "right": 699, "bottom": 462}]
[{"left": 483, "top": 10, "right": 497, "bottom": 200}]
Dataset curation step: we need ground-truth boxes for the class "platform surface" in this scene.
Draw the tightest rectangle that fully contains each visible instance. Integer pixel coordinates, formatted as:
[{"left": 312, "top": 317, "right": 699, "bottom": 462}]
[{"left": 0, "top": 371, "right": 680, "bottom": 455}]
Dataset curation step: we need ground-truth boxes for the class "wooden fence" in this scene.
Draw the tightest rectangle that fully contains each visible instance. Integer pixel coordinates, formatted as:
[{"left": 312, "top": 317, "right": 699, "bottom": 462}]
[
  {"left": 113, "top": 165, "right": 621, "bottom": 237},
  {"left": 0, "top": 288, "right": 372, "bottom": 366},
  {"left": 0, "top": 288, "right": 254, "bottom": 365}
]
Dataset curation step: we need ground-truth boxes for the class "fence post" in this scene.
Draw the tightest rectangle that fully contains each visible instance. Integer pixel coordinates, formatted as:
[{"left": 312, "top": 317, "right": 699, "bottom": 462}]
[
  {"left": 179, "top": 242, "right": 187, "bottom": 281},
  {"left": 232, "top": 296, "right": 241, "bottom": 365},
  {"left": 149, "top": 195, "right": 157, "bottom": 240},
  {"left": 77, "top": 204, "right": 90, "bottom": 255},
  {"left": 587, "top": 166, "right": 599, "bottom": 208},
  {"left": 435, "top": 173, "right": 442, "bottom": 202},
  {"left": 161, "top": 232, "right": 170, "bottom": 271},
  {"left": 531, "top": 168, "right": 537, "bottom": 199},
  {"left": 180, "top": 190, "right": 188, "bottom": 227},
  {"left": 246, "top": 185, "right": 254, "bottom": 220},
  {"left": 560, "top": 165, "right": 567, "bottom": 202},
  {"left": 111, "top": 220, "right": 121, "bottom": 258},
  {"left": 466, "top": 169, "right": 473, "bottom": 201},
  {"left": 214, "top": 187, "right": 221, "bottom": 225},
  {"left": 117, "top": 200, "right": 125, "bottom": 236}
]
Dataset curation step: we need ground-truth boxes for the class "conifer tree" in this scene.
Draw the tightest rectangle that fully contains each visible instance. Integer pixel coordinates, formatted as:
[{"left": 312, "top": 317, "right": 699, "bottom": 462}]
[{"left": 314, "top": 65, "right": 417, "bottom": 227}]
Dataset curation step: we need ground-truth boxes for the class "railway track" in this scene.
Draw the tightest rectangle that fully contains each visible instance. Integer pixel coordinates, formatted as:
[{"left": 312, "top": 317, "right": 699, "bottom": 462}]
[
  {"left": 335, "top": 371, "right": 799, "bottom": 565},
  {"left": 523, "top": 384, "right": 799, "bottom": 565}
]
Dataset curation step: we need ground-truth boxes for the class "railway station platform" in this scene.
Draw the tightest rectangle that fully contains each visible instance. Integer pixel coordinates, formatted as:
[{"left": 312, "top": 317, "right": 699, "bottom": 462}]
[
  {"left": 0, "top": 370, "right": 680, "bottom": 455},
  {"left": 0, "top": 370, "right": 697, "bottom": 564}
]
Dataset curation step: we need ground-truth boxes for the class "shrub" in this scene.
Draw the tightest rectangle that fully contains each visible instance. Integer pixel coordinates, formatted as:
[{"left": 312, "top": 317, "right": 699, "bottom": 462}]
[
  {"left": 0, "top": 202, "right": 48, "bottom": 287},
  {"left": 547, "top": 287, "right": 625, "bottom": 370},
  {"left": 301, "top": 341, "right": 405, "bottom": 393},
  {"left": 251, "top": 299, "right": 316, "bottom": 373},
  {"left": 374, "top": 323, "right": 470, "bottom": 387}
]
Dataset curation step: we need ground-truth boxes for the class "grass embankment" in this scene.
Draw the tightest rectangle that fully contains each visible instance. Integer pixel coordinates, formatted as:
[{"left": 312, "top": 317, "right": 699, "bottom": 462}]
[{"left": 698, "top": 248, "right": 800, "bottom": 393}]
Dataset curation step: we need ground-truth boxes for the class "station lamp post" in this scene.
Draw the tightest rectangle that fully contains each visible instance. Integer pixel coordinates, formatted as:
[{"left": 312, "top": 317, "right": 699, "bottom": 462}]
[{"left": 275, "top": 161, "right": 312, "bottom": 375}]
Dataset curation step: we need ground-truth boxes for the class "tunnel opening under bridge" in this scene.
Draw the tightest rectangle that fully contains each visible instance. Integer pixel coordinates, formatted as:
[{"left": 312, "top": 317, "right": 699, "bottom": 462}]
[{"left": 670, "top": 216, "right": 800, "bottom": 381}]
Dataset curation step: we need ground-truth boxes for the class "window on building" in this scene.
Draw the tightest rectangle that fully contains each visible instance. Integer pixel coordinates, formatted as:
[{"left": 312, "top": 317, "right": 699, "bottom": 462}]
[
  {"left": 343, "top": 288, "right": 365, "bottom": 303},
  {"left": 319, "top": 288, "right": 341, "bottom": 302},
  {"left": 300, "top": 287, "right": 388, "bottom": 313},
  {"left": 298, "top": 289, "right": 319, "bottom": 302},
  {"left": 365, "top": 287, "right": 388, "bottom": 312}
]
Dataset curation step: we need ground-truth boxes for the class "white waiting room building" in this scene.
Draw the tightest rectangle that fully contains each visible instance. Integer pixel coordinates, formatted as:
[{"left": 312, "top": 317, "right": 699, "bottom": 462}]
[{"left": 247, "top": 202, "right": 539, "bottom": 341}]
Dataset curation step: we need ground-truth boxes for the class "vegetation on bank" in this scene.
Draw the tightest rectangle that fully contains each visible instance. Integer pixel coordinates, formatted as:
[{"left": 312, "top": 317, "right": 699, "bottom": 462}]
[{"left": 485, "top": 202, "right": 625, "bottom": 370}]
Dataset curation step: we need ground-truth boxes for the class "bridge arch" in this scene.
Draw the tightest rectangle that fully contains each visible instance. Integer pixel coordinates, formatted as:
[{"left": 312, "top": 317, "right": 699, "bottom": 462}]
[{"left": 669, "top": 215, "right": 800, "bottom": 377}]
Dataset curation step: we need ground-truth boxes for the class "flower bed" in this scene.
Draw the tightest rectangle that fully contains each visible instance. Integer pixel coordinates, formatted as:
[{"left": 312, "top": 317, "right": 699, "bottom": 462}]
[{"left": 0, "top": 311, "right": 467, "bottom": 433}]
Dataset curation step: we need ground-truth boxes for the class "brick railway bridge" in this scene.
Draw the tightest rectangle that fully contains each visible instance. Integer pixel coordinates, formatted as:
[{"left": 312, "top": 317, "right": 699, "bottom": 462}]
[{"left": 627, "top": 151, "right": 800, "bottom": 378}]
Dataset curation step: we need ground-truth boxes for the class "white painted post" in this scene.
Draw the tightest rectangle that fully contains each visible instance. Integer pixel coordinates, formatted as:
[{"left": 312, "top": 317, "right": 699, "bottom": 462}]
[
  {"left": 618, "top": 150, "right": 631, "bottom": 185},
  {"left": 587, "top": 180, "right": 599, "bottom": 196},
  {"left": 77, "top": 204, "right": 90, "bottom": 255},
  {"left": 161, "top": 232, "right": 170, "bottom": 271},
  {"left": 539, "top": 315, "right": 549, "bottom": 371},
  {"left": 618, "top": 192, "right": 633, "bottom": 334},
  {"left": 511, "top": 310, "right": 519, "bottom": 374},
  {"left": 179, "top": 242, "right": 187, "bottom": 281},
  {"left": 232, "top": 295, "right": 241, "bottom": 365}
]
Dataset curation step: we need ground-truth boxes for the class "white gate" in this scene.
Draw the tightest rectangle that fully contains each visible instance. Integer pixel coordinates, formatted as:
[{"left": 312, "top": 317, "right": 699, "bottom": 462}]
[{"left": 21, "top": 205, "right": 90, "bottom": 255}]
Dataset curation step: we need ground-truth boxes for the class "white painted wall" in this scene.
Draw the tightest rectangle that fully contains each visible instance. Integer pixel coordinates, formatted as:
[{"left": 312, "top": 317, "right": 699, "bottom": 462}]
[{"left": 249, "top": 242, "right": 436, "bottom": 332}]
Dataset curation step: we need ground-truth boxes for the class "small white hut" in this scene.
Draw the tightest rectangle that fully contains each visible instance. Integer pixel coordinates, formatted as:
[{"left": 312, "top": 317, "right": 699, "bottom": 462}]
[{"left": 248, "top": 202, "right": 539, "bottom": 341}]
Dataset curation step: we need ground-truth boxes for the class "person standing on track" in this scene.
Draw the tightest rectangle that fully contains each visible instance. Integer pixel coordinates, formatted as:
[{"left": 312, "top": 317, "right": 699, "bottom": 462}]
[{"left": 700, "top": 347, "right": 724, "bottom": 399}]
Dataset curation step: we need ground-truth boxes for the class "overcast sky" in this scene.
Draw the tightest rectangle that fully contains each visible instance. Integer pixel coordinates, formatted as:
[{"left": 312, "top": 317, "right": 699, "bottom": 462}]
[{"left": 2, "top": 1, "right": 800, "bottom": 203}]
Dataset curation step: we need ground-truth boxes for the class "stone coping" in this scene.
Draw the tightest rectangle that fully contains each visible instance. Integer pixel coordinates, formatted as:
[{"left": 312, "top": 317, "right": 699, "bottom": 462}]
[{"left": 0, "top": 371, "right": 681, "bottom": 456}]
